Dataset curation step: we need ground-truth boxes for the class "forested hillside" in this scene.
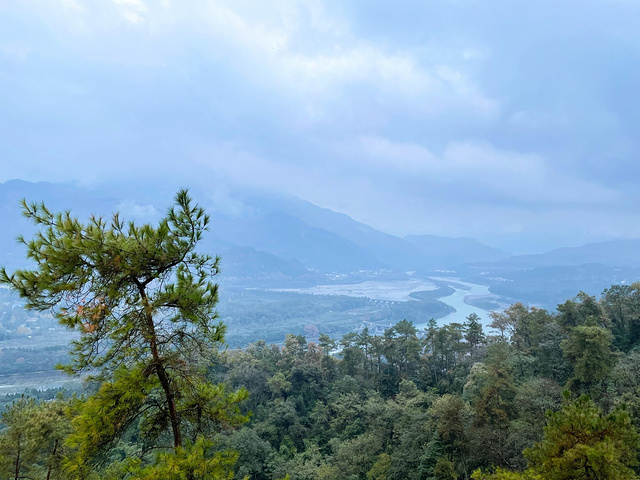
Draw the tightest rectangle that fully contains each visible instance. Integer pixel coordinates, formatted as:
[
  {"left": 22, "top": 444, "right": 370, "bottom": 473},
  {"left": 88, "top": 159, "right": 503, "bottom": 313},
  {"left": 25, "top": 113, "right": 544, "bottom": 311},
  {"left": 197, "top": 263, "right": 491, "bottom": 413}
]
[
  {"left": 212, "top": 289, "right": 640, "bottom": 480},
  {"left": 3, "top": 287, "right": 640, "bottom": 479}
]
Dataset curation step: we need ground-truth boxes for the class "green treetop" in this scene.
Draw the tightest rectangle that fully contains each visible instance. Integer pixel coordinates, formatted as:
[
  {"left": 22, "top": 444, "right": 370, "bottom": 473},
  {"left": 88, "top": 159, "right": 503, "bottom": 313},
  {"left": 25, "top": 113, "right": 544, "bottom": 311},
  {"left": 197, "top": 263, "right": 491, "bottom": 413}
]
[
  {"left": 474, "top": 393, "right": 640, "bottom": 480},
  {"left": 526, "top": 393, "right": 639, "bottom": 479}
]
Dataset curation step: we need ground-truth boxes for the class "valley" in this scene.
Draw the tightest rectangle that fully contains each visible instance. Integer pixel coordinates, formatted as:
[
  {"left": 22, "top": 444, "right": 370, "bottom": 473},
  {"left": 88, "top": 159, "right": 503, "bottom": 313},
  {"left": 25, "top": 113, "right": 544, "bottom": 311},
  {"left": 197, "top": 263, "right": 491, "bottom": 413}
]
[{"left": 0, "top": 179, "right": 636, "bottom": 387}]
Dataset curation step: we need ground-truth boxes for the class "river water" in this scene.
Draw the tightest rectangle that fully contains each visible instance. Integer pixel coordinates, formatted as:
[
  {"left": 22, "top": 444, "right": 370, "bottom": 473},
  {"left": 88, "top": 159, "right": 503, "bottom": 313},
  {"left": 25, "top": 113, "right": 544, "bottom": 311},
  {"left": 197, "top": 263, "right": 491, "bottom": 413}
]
[
  {"left": 0, "top": 370, "right": 82, "bottom": 395},
  {"left": 274, "top": 277, "right": 495, "bottom": 328},
  {"left": 271, "top": 278, "right": 438, "bottom": 302},
  {"left": 414, "top": 277, "right": 493, "bottom": 329}
]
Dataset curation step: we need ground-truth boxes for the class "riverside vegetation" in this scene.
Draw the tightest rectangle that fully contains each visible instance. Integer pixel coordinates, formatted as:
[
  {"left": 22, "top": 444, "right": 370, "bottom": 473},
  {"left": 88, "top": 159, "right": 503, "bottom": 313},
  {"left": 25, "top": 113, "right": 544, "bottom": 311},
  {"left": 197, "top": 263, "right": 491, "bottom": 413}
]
[{"left": 0, "top": 193, "right": 640, "bottom": 479}]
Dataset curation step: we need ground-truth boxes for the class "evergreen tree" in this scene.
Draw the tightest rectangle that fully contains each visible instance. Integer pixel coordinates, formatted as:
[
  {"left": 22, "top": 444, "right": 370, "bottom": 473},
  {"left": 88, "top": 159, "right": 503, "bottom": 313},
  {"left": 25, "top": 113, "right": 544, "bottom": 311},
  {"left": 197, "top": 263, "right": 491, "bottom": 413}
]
[
  {"left": 0, "top": 396, "right": 40, "bottom": 480},
  {"left": 464, "top": 313, "right": 485, "bottom": 353},
  {"left": 471, "top": 343, "right": 518, "bottom": 470},
  {"left": 0, "top": 396, "right": 72, "bottom": 480},
  {"left": 561, "top": 320, "right": 616, "bottom": 393},
  {"left": 525, "top": 393, "right": 640, "bottom": 479},
  {"left": 601, "top": 283, "right": 640, "bottom": 351},
  {"left": 0, "top": 191, "right": 247, "bottom": 477}
]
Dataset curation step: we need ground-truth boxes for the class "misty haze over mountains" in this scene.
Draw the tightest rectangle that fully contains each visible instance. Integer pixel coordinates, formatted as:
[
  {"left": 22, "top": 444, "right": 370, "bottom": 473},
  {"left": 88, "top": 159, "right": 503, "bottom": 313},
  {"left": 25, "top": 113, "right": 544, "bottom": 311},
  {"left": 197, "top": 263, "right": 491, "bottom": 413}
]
[
  {"left": 2, "top": 179, "right": 638, "bottom": 310},
  {"left": 4, "top": 1, "right": 640, "bottom": 257},
  {"left": 3, "top": 4, "right": 640, "bottom": 476}
]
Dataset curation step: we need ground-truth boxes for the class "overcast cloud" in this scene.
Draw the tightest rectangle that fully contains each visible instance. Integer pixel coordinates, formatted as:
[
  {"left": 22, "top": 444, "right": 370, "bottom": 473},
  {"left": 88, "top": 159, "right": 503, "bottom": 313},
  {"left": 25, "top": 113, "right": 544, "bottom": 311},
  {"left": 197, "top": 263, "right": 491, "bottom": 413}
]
[{"left": 1, "top": 0, "right": 639, "bottom": 252}]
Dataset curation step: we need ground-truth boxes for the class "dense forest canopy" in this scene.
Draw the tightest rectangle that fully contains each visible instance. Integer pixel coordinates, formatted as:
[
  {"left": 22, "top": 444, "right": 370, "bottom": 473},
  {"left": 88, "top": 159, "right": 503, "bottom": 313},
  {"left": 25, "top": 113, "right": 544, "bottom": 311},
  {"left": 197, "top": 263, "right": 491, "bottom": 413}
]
[{"left": 1, "top": 194, "right": 640, "bottom": 479}]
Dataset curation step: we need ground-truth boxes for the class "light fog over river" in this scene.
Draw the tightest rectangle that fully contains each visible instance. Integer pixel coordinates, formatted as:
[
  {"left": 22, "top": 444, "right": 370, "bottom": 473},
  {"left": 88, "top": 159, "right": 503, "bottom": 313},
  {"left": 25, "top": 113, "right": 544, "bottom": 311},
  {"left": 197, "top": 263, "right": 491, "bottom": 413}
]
[
  {"left": 416, "top": 278, "right": 493, "bottom": 329},
  {"left": 274, "top": 277, "right": 494, "bottom": 328},
  {"left": 273, "top": 279, "right": 438, "bottom": 302}
]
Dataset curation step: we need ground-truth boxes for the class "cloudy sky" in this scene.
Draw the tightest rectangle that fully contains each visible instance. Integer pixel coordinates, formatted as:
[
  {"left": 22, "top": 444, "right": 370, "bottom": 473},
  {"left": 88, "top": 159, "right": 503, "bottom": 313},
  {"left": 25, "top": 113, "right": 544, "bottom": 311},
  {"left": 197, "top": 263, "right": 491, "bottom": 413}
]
[{"left": 1, "top": 0, "right": 639, "bottom": 252}]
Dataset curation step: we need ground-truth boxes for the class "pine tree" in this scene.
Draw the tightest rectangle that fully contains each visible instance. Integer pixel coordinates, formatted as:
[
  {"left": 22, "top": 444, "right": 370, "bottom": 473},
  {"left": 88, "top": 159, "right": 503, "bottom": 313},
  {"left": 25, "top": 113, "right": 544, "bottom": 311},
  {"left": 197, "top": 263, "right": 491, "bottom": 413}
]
[
  {"left": 471, "top": 393, "right": 639, "bottom": 479},
  {"left": 464, "top": 313, "right": 485, "bottom": 353},
  {"left": 0, "top": 190, "right": 248, "bottom": 477},
  {"left": 561, "top": 320, "right": 616, "bottom": 393},
  {"left": 0, "top": 396, "right": 40, "bottom": 480},
  {"left": 525, "top": 393, "right": 640, "bottom": 479}
]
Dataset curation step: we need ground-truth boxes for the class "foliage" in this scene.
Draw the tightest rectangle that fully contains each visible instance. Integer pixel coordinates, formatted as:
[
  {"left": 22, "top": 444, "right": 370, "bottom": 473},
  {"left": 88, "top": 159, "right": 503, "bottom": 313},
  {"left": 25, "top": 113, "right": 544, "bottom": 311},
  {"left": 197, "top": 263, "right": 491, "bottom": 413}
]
[
  {"left": 0, "top": 396, "right": 72, "bottom": 480},
  {"left": 471, "top": 468, "right": 541, "bottom": 479},
  {"left": 0, "top": 191, "right": 247, "bottom": 477},
  {"left": 601, "top": 283, "right": 640, "bottom": 351},
  {"left": 215, "top": 281, "right": 640, "bottom": 480},
  {"left": 103, "top": 437, "right": 237, "bottom": 480},
  {"left": 562, "top": 323, "right": 615, "bottom": 392},
  {"left": 525, "top": 393, "right": 640, "bottom": 479}
]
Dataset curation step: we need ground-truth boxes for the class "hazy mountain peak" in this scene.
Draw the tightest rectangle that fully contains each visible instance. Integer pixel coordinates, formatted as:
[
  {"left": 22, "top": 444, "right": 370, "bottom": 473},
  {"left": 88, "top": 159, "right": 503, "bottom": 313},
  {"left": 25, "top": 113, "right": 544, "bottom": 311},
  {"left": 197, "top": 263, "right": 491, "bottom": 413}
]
[
  {"left": 404, "top": 233, "right": 510, "bottom": 265},
  {"left": 502, "top": 238, "right": 640, "bottom": 268}
]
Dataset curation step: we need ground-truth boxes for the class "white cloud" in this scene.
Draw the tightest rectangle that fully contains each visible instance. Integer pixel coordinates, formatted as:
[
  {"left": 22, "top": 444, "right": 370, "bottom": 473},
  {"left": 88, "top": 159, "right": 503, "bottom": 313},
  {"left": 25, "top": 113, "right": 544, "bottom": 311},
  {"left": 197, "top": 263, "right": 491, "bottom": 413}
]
[
  {"left": 111, "top": 0, "right": 148, "bottom": 24},
  {"left": 199, "top": 1, "right": 431, "bottom": 96},
  {"left": 116, "top": 200, "right": 158, "bottom": 220},
  {"left": 203, "top": 1, "right": 497, "bottom": 123},
  {"left": 342, "top": 136, "right": 436, "bottom": 173},
  {"left": 3, "top": 0, "right": 637, "bottom": 247},
  {"left": 340, "top": 136, "right": 619, "bottom": 205},
  {"left": 0, "top": 42, "right": 30, "bottom": 61},
  {"left": 10, "top": 0, "right": 497, "bottom": 121},
  {"left": 509, "top": 110, "right": 571, "bottom": 131},
  {"left": 60, "top": 0, "right": 85, "bottom": 11}
]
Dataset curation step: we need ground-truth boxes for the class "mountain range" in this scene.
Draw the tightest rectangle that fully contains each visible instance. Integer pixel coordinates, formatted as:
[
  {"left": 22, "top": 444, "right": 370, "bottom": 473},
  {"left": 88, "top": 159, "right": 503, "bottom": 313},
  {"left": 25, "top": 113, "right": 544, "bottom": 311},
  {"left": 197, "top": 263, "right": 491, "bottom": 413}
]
[
  {"left": 1, "top": 180, "right": 639, "bottom": 294},
  {"left": 500, "top": 240, "right": 640, "bottom": 269}
]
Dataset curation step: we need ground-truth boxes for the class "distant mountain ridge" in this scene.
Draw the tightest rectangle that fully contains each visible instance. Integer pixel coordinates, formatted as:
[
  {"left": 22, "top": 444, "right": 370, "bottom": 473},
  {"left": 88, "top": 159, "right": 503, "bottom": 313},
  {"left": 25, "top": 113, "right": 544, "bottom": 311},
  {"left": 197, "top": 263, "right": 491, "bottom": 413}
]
[
  {"left": 222, "top": 195, "right": 426, "bottom": 270},
  {"left": 5, "top": 179, "right": 640, "bottom": 323},
  {"left": 405, "top": 234, "right": 510, "bottom": 266},
  {"left": 501, "top": 239, "right": 640, "bottom": 268},
  {"left": 7, "top": 179, "right": 618, "bottom": 280},
  {"left": 208, "top": 211, "right": 387, "bottom": 272}
]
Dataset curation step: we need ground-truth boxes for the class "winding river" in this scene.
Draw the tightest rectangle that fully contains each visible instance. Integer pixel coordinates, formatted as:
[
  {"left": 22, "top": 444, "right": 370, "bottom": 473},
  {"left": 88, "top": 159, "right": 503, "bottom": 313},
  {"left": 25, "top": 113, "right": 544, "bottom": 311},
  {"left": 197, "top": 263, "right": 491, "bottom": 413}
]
[
  {"left": 274, "top": 276, "right": 496, "bottom": 328},
  {"left": 415, "top": 277, "right": 493, "bottom": 329}
]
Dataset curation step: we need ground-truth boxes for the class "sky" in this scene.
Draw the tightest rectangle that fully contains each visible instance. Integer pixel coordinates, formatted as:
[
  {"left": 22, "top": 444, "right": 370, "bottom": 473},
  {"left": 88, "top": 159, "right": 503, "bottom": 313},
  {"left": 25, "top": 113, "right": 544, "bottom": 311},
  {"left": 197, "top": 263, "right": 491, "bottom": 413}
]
[{"left": 1, "top": 0, "right": 639, "bottom": 253}]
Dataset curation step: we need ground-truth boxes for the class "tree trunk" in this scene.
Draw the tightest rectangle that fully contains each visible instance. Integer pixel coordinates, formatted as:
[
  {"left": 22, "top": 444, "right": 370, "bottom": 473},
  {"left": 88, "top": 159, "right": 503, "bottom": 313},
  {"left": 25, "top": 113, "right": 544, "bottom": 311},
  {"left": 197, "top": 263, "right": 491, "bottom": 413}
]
[
  {"left": 46, "top": 439, "right": 58, "bottom": 480},
  {"left": 155, "top": 360, "right": 182, "bottom": 448},
  {"left": 14, "top": 434, "right": 21, "bottom": 480},
  {"left": 138, "top": 282, "right": 182, "bottom": 448}
]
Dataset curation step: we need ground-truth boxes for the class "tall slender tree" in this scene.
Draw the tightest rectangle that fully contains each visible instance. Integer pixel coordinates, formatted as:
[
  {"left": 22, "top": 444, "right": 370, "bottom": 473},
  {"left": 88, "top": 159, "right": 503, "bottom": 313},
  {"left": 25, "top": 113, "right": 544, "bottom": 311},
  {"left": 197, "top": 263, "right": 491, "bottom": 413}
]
[{"left": 0, "top": 190, "right": 247, "bottom": 476}]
